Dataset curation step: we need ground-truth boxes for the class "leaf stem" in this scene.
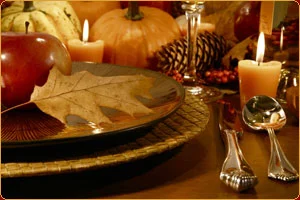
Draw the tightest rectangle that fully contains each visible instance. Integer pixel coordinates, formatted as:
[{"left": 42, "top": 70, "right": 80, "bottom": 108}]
[{"left": 1, "top": 102, "right": 32, "bottom": 114}]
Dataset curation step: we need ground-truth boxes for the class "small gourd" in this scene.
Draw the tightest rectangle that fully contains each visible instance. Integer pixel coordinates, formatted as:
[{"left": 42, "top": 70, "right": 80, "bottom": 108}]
[{"left": 1, "top": 1, "right": 81, "bottom": 45}]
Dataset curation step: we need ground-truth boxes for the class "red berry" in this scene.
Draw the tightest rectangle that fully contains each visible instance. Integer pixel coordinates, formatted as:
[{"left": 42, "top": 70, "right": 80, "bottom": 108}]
[
  {"left": 216, "top": 78, "right": 222, "bottom": 84},
  {"left": 205, "top": 71, "right": 211, "bottom": 77},
  {"left": 217, "top": 71, "right": 224, "bottom": 77},
  {"left": 223, "top": 70, "right": 230, "bottom": 76},
  {"left": 222, "top": 76, "right": 228, "bottom": 83},
  {"left": 229, "top": 74, "right": 236, "bottom": 81}
]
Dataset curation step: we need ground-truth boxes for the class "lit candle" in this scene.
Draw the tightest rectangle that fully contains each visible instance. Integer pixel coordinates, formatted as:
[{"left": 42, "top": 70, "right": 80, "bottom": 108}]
[
  {"left": 67, "top": 19, "right": 104, "bottom": 63},
  {"left": 280, "top": 26, "right": 284, "bottom": 52},
  {"left": 273, "top": 26, "right": 289, "bottom": 66},
  {"left": 238, "top": 32, "right": 282, "bottom": 109}
]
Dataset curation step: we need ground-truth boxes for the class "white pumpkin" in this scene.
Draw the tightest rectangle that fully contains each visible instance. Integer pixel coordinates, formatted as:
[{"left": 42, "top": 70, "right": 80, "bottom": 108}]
[{"left": 1, "top": 1, "right": 82, "bottom": 45}]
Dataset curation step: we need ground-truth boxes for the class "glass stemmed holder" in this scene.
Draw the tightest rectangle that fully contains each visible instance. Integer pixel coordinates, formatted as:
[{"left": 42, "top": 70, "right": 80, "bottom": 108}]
[
  {"left": 181, "top": 1, "right": 222, "bottom": 103},
  {"left": 272, "top": 26, "right": 297, "bottom": 104}
]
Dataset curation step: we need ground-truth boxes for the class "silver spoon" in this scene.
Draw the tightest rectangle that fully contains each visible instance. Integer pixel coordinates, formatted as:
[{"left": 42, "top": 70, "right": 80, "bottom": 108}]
[{"left": 242, "top": 95, "right": 298, "bottom": 181}]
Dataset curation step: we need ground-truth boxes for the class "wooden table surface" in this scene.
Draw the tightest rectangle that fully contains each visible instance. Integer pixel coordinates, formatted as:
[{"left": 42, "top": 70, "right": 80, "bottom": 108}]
[{"left": 2, "top": 94, "right": 299, "bottom": 199}]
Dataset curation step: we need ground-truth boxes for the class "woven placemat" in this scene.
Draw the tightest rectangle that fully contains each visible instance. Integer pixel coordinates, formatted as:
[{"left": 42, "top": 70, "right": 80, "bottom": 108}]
[{"left": 1, "top": 93, "right": 209, "bottom": 178}]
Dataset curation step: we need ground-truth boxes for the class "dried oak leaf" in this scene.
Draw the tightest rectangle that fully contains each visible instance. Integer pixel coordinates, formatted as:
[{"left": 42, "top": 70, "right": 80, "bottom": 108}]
[{"left": 30, "top": 67, "right": 155, "bottom": 125}]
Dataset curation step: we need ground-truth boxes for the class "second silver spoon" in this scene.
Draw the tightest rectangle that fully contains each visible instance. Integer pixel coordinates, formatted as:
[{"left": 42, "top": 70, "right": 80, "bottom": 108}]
[{"left": 242, "top": 95, "right": 298, "bottom": 182}]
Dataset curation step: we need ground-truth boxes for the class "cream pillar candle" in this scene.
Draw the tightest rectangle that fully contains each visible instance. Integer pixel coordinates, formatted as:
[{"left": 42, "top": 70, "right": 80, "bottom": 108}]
[
  {"left": 239, "top": 60, "right": 282, "bottom": 109},
  {"left": 67, "top": 19, "right": 104, "bottom": 63},
  {"left": 239, "top": 32, "right": 282, "bottom": 109}
]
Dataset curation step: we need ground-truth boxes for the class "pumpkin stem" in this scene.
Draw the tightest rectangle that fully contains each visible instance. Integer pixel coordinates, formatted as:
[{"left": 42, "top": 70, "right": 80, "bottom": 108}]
[
  {"left": 25, "top": 21, "right": 30, "bottom": 34},
  {"left": 125, "top": 1, "right": 144, "bottom": 21},
  {"left": 23, "top": 1, "right": 36, "bottom": 12}
]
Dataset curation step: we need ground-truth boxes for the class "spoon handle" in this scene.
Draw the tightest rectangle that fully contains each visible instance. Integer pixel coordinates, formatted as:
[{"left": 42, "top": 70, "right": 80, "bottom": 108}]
[
  {"left": 267, "top": 128, "right": 299, "bottom": 181},
  {"left": 220, "top": 129, "right": 258, "bottom": 191},
  {"left": 221, "top": 129, "right": 251, "bottom": 172}
]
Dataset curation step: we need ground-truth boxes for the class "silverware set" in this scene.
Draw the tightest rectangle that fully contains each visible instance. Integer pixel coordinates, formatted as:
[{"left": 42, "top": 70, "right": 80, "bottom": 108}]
[{"left": 218, "top": 96, "right": 298, "bottom": 192}]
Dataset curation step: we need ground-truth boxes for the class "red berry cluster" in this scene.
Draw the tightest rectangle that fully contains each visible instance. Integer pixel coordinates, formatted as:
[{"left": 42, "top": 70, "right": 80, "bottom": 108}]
[
  {"left": 203, "top": 67, "right": 238, "bottom": 85},
  {"left": 164, "top": 70, "right": 184, "bottom": 83}
]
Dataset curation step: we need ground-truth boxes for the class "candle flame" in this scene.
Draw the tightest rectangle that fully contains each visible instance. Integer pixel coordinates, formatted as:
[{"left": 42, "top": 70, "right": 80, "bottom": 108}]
[
  {"left": 256, "top": 32, "right": 265, "bottom": 64},
  {"left": 82, "top": 19, "right": 89, "bottom": 42},
  {"left": 280, "top": 26, "right": 285, "bottom": 52}
]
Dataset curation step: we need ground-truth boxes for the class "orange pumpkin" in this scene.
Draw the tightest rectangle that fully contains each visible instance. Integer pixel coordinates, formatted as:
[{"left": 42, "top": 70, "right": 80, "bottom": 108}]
[
  {"left": 70, "top": 1, "right": 121, "bottom": 27},
  {"left": 90, "top": 2, "right": 181, "bottom": 69}
]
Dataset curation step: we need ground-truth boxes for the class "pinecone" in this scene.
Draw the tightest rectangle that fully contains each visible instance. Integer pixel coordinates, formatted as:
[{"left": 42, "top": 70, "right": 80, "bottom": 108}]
[{"left": 154, "top": 32, "right": 228, "bottom": 78}]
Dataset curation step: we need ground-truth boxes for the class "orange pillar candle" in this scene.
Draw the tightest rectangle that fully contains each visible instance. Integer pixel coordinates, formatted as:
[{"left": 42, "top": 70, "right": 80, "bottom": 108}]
[
  {"left": 238, "top": 32, "right": 282, "bottom": 109},
  {"left": 67, "top": 19, "right": 104, "bottom": 63}
]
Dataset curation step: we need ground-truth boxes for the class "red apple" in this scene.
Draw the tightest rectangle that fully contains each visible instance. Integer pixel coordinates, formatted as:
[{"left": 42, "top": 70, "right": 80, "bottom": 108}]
[
  {"left": 1, "top": 32, "right": 72, "bottom": 108},
  {"left": 234, "top": 2, "right": 260, "bottom": 41}
]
